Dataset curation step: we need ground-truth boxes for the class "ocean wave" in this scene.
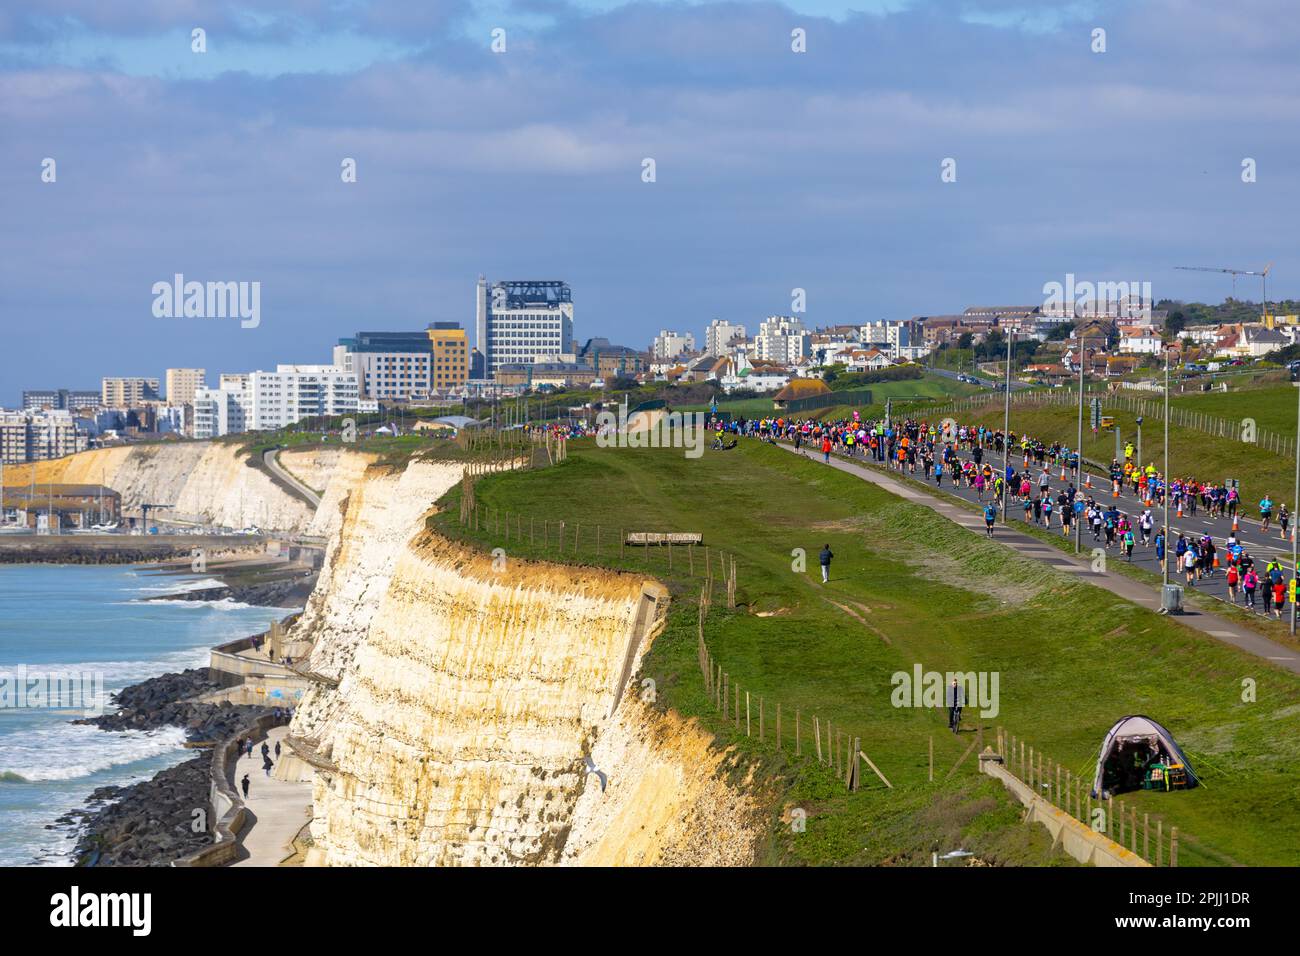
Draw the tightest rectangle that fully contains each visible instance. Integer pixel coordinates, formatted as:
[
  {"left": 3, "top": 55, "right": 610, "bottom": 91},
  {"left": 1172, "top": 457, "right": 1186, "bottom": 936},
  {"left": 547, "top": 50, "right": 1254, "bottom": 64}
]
[
  {"left": 0, "top": 645, "right": 213, "bottom": 684},
  {"left": 128, "top": 576, "right": 227, "bottom": 596},
  {"left": 0, "top": 724, "right": 188, "bottom": 783}
]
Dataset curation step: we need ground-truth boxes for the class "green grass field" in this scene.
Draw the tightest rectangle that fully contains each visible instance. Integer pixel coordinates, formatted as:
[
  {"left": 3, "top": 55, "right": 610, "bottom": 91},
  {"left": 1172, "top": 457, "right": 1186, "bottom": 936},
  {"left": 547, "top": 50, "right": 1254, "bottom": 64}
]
[
  {"left": 431, "top": 439, "right": 1300, "bottom": 866},
  {"left": 1170, "top": 380, "right": 1300, "bottom": 437}
]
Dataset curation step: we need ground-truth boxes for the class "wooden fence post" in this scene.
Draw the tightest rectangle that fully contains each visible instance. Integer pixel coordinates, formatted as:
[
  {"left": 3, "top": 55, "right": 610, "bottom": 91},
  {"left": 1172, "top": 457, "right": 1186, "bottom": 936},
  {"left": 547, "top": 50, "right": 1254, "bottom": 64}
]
[
  {"left": 746, "top": 691, "right": 751, "bottom": 737},
  {"left": 929, "top": 735, "right": 934, "bottom": 783},
  {"left": 1170, "top": 827, "right": 1179, "bottom": 867},
  {"left": 795, "top": 709, "right": 800, "bottom": 756},
  {"left": 1157, "top": 821, "right": 1163, "bottom": 867}
]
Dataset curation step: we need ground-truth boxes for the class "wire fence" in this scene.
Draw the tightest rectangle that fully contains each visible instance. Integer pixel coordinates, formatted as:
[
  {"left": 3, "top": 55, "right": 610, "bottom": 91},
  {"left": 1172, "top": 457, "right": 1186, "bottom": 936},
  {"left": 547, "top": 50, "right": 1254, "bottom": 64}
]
[{"left": 997, "top": 729, "right": 1182, "bottom": 866}]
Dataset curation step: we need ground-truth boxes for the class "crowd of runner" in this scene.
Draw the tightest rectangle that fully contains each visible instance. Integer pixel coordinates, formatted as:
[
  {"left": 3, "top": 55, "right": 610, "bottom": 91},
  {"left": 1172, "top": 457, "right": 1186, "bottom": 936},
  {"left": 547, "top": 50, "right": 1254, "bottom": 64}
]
[{"left": 713, "top": 411, "right": 1295, "bottom": 616}]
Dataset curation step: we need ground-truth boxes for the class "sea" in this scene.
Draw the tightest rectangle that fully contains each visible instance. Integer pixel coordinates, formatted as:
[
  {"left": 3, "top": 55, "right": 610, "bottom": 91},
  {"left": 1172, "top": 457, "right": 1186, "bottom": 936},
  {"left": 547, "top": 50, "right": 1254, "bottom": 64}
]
[{"left": 0, "top": 564, "right": 288, "bottom": 866}]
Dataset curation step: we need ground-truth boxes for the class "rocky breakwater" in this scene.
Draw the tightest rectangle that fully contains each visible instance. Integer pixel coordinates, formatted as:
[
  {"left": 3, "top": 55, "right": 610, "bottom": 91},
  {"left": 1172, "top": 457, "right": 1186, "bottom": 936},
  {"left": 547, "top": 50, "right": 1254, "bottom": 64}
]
[
  {"left": 287, "top": 456, "right": 765, "bottom": 866},
  {"left": 66, "top": 670, "right": 284, "bottom": 865}
]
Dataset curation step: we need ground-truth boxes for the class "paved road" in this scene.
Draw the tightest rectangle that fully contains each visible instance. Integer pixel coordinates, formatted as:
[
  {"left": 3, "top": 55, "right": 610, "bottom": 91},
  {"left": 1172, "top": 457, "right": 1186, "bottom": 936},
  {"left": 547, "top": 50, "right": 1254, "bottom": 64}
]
[
  {"left": 781, "top": 441, "right": 1300, "bottom": 675},
  {"left": 926, "top": 366, "right": 1032, "bottom": 391},
  {"left": 898, "top": 443, "right": 1297, "bottom": 625},
  {"left": 263, "top": 448, "right": 321, "bottom": 508},
  {"left": 231, "top": 726, "right": 311, "bottom": 866}
]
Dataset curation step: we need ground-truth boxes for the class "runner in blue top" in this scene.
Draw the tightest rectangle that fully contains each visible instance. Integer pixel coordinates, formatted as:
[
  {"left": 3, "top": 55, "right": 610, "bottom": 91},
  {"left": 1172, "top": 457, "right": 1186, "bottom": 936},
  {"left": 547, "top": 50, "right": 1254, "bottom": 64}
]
[{"left": 983, "top": 501, "right": 997, "bottom": 537}]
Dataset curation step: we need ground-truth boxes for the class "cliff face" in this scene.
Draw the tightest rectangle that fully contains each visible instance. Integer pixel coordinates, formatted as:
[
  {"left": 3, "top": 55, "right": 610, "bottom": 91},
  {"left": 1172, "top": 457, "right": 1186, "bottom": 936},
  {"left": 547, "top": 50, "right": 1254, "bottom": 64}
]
[
  {"left": 3, "top": 442, "right": 340, "bottom": 532},
  {"left": 291, "top": 459, "right": 764, "bottom": 867}
]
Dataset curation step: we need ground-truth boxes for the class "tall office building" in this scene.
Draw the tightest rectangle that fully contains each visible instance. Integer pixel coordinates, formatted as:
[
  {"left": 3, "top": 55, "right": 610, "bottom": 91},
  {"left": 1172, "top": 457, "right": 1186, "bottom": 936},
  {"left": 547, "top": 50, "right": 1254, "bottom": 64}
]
[
  {"left": 475, "top": 277, "right": 574, "bottom": 379},
  {"left": 165, "top": 368, "right": 207, "bottom": 406}
]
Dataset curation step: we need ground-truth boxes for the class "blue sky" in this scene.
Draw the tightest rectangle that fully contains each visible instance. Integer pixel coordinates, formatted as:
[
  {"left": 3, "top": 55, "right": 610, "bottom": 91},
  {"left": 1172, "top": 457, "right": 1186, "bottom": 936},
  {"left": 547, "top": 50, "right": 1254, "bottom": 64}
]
[{"left": 2, "top": 0, "right": 1297, "bottom": 399}]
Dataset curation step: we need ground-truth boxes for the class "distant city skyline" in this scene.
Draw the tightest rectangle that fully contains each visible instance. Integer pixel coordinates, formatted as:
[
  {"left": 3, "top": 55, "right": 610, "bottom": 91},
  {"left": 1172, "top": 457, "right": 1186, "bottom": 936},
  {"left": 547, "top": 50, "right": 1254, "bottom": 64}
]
[{"left": 4, "top": 0, "right": 1299, "bottom": 398}]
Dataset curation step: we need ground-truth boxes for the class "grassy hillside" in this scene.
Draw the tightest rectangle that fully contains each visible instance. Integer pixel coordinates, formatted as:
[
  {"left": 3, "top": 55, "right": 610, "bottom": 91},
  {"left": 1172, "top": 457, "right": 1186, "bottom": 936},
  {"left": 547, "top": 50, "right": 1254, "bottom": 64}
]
[{"left": 431, "top": 439, "right": 1300, "bottom": 866}]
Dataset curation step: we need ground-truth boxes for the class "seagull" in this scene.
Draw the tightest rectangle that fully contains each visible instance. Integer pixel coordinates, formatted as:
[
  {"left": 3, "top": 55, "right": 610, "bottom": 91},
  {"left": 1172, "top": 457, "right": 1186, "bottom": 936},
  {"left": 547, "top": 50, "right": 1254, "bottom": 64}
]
[{"left": 583, "top": 754, "right": 607, "bottom": 793}]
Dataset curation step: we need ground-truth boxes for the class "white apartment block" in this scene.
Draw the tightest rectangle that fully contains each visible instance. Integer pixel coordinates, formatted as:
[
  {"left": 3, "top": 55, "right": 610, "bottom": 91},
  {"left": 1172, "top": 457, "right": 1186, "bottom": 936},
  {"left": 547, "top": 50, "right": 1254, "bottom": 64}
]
[
  {"left": 652, "top": 330, "right": 696, "bottom": 359},
  {"left": 165, "top": 368, "right": 206, "bottom": 406},
  {"left": 475, "top": 278, "right": 575, "bottom": 378},
  {"left": 247, "top": 365, "right": 358, "bottom": 431},
  {"left": 755, "top": 316, "right": 809, "bottom": 364},
  {"left": 192, "top": 380, "right": 248, "bottom": 440},
  {"left": 193, "top": 366, "right": 358, "bottom": 437},
  {"left": 704, "top": 319, "right": 746, "bottom": 356}
]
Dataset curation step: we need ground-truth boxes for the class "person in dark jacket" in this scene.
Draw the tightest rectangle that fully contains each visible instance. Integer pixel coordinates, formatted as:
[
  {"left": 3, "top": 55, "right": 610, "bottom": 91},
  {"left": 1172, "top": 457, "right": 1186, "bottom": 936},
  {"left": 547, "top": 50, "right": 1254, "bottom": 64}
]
[
  {"left": 819, "top": 544, "right": 833, "bottom": 583},
  {"left": 241, "top": 774, "right": 250, "bottom": 798}
]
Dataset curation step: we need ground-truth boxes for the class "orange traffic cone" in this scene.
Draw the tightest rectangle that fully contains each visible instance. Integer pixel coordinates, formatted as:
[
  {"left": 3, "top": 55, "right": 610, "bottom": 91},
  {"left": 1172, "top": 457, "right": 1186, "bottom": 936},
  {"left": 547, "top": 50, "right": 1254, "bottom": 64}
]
[
  {"left": 1060, "top": 466, "right": 1067, "bottom": 480},
  {"left": 1084, "top": 473, "right": 1092, "bottom": 489},
  {"left": 1213, "top": 554, "right": 1220, "bottom": 569},
  {"left": 1232, "top": 515, "right": 1240, "bottom": 533},
  {"left": 1177, "top": 505, "right": 1183, "bottom": 518}
]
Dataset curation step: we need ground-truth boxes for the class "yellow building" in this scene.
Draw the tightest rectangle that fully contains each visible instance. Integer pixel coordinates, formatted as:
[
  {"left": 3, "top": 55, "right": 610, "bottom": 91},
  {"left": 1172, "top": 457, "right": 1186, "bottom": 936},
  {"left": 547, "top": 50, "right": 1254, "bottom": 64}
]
[{"left": 428, "top": 323, "right": 469, "bottom": 391}]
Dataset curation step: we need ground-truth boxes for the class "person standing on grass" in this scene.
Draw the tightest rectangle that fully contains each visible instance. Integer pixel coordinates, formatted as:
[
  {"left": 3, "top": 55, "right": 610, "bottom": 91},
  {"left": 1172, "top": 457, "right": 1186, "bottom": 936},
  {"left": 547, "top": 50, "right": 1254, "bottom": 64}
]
[{"left": 819, "top": 544, "right": 833, "bottom": 583}]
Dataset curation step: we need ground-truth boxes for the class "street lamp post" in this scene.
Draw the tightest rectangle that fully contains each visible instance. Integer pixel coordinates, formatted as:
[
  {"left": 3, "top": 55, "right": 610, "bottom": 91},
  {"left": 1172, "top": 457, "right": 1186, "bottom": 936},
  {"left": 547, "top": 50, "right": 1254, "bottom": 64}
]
[
  {"left": 1001, "top": 329, "right": 1014, "bottom": 523},
  {"left": 1292, "top": 377, "right": 1300, "bottom": 635},
  {"left": 1170, "top": 348, "right": 1180, "bottom": 590},
  {"left": 1075, "top": 338, "right": 1086, "bottom": 554}
]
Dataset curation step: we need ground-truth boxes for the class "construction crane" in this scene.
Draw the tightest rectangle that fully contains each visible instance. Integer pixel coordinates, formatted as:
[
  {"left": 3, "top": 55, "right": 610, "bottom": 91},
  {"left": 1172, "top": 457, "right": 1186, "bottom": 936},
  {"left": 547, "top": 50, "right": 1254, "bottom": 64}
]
[{"left": 1175, "top": 263, "right": 1273, "bottom": 319}]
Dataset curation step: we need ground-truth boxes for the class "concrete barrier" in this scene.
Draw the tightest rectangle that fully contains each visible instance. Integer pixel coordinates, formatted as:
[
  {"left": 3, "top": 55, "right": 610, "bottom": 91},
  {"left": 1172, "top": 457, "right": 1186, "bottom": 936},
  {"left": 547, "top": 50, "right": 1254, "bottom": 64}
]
[{"left": 980, "top": 750, "right": 1150, "bottom": 867}]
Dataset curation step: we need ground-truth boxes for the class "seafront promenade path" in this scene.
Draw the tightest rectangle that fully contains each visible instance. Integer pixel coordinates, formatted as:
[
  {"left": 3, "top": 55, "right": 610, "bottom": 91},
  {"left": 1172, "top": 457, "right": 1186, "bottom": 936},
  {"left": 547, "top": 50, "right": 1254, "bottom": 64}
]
[
  {"left": 779, "top": 441, "right": 1300, "bottom": 676},
  {"left": 231, "top": 726, "right": 311, "bottom": 866}
]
